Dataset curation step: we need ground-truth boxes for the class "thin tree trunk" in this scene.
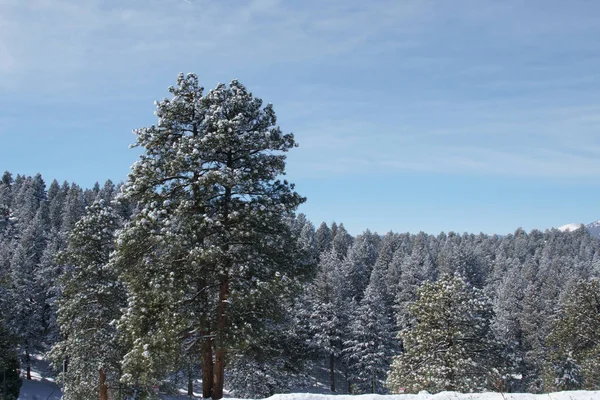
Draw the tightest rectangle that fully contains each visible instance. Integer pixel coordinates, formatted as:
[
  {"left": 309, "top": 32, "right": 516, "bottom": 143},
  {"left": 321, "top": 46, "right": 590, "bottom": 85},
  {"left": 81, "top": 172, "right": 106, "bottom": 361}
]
[
  {"left": 63, "top": 357, "right": 69, "bottom": 374},
  {"left": 345, "top": 363, "right": 351, "bottom": 394},
  {"left": 188, "top": 363, "right": 194, "bottom": 397},
  {"left": 99, "top": 368, "right": 108, "bottom": 400},
  {"left": 371, "top": 369, "right": 375, "bottom": 394},
  {"left": 329, "top": 352, "right": 335, "bottom": 392},
  {"left": 201, "top": 333, "right": 213, "bottom": 399},
  {"left": 26, "top": 351, "right": 31, "bottom": 380},
  {"left": 213, "top": 278, "right": 229, "bottom": 400}
]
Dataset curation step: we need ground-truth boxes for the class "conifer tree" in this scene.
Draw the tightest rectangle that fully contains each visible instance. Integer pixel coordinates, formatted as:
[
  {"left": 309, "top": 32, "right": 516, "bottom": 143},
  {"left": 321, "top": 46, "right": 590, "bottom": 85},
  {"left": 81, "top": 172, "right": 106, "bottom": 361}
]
[
  {"left": 544, "top": 278, "right": 600, "bottom": 390},
  {"left": 49, "top": 200, "right": 124, "bottom": 400},
  {"left": 226, "top": 304, "right": 312, "bottom": 398},
  {"left": 394, "top": 232, "right": 436, "bottom": 330},
  {"left": 0, "top": 172, "right": 13, "bottom": 234},
  {"left": 491, "top": 261, "right": 526, "bottom": 392},
  {"left": 315, "top": 222, "right": 333, "bottom": 256},
  {"left": 291, "top": 214, "right": 318, "bottom": 273},
  {"left": 7, "top": 202, "right": 49, "bottom": 379},
  {"left": 332, "top": 223, "right": 353, "bottom": 260},
  {"left": 12, "top": 174, "right": 45, "bottom": 230},
  {"left": 343, "top": 265, "right": 395, "bottom": 393},
  {"left": 61, "top": 184, "right": 85, "bottom": 234},
  {"left": 307, "top": 248, "right": 349, "bottom": 392},
  {"left": 0, "top": 319, "right": 21, "bottom": 400},
  {"left": 114, "top": 74, "right": 305, "bottom": 399},
  {"left": 337, "top": 230, "right": 380, "bottom": 304},
  {"left": 387, "top": 274, "right": 502, "bottom": 394}
]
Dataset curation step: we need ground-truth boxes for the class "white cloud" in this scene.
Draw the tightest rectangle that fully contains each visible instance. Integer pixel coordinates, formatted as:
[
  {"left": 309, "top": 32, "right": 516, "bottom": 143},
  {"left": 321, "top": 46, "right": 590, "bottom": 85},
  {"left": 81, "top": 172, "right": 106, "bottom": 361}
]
[{"left": 0, "top": 0, "right": 430, "bottom": 90}]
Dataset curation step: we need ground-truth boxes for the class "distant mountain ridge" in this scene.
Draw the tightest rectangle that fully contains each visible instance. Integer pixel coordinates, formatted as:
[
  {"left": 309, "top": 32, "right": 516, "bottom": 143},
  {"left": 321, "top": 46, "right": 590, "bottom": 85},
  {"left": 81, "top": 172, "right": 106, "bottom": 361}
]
[
  {"left": 586, "top": 219, "right": 600, "bottom": 238},
  {"left": 558, "top": 220, "right": 600, "bottom": 238}
]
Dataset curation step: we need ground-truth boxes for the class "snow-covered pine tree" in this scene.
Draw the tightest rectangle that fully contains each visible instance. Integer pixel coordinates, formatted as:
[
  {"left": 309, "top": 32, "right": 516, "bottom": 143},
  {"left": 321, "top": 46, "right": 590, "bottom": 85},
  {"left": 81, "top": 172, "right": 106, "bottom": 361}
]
[
  {"left": 49, "top": 200, "right": 124, "bottom": 400},
  {"left": 61, "top": 183, "right": 85, "bottom": 234},
  {"left": 491, "top": 260, "right": 526, "bottom": 392},
  {"left": 339, "top": 230, "right": 379, "bottom": 303},
  {"left": 394, "top": 232, "right": 436, "bottom": 330},
  {"left": 315, "top": 222, "right": 333, "bottom": 257},
  {"left": 332, "top": 223, "right": 353, "bottom": 260},
  {"left": 97, "top": 179, "right": 117, "bottom": 204},
  {"left": 46, "top": 180, "right": 67, "bottom": 234},
  {"left": 84, "top": 182, "right": 101, "bottom": 205},
  {"left": 12, "top": 174, "right": 45, "bottom": 231},
  {"left": 291, "top": 213, "right": 318, "bottom": 273},
  {"left": 36, "top": 180, "right": 68, "bottom": 350},
  {"left": 0, "top": 173, "right": 14, "bottom": 296},
  {"left": 0, "top": 318, "right": 21, "bottom": 400},
  {"left": 223, "top": 216, "right": 317, "bottom": 398},
  {"left": 343, "top": 265, "right": 396, "bottom": 394},
  {"left": 7, "top": 201, "right": 49, "bottom": 380},
  {"left": 544, "top": 277, "right": 600, "bottom": 391},
  {"left": 386, "top": 274, "right": 502, "bottom": 394},
  {"left": 114, "top": 74, "right": 305, "bottom": 399},
  {"left": 350, "top": 230, "right": 380, "bottom": 276},
  {"left": 226, "top": 304, "right": 313, "bottom": 398},
  {"left": 306, "top": 248, "right": 349, "bottom": 392},
  {"left": 0, "top": 172, "right": 13, "bottom": 234}
]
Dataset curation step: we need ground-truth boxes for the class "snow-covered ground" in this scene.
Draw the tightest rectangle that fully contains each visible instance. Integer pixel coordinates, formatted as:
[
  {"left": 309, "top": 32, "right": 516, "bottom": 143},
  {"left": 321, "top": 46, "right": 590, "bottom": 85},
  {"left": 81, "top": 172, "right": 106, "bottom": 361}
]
[
  {"left": 18, "top": 379, "right": 62, "bottom": 400},
  {"left": 162, "top": 392, "right": 600, "bottom": 400},
  {"left": 254, "top": 392, "right": 600, "bottom": 400},
  {"left": 17, "top": 355, "right": 62, "bottom": 400},
  {"left": 16, "top": 357, "right": 600, "bottom": 400}
]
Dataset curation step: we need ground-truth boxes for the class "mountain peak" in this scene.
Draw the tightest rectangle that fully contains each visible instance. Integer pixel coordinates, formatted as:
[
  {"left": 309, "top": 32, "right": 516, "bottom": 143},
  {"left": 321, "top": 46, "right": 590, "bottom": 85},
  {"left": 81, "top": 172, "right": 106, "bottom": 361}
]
[
  {"left": 558, "top": 220, "right": 600, "bottom": 238},
  {"left": 587, "top": 219, "right": 600, "bottom": 228},
  {"left": 558, "top": 223, "right": 584, "bottom": 232}
]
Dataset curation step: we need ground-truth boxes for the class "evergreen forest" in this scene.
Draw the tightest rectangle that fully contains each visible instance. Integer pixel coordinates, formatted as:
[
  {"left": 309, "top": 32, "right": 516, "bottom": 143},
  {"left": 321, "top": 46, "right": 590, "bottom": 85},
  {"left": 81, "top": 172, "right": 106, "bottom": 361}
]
[{"left": 1, "top": 75, "right": 600, "bottom": 399}]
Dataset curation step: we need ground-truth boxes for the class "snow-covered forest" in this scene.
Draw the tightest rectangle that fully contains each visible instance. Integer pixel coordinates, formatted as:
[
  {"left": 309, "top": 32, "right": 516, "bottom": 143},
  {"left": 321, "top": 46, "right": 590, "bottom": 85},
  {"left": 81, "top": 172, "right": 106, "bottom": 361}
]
[{"left": 2, "top": 75, "right": 600, "bottom": 400}]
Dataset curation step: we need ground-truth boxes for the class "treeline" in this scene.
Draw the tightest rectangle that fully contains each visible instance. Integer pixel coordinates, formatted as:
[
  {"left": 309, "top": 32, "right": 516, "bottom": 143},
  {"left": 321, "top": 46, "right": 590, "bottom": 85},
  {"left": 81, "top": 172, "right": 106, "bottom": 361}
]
[{"left": 1, "top": 171, "right": 599, "bottom": 398}]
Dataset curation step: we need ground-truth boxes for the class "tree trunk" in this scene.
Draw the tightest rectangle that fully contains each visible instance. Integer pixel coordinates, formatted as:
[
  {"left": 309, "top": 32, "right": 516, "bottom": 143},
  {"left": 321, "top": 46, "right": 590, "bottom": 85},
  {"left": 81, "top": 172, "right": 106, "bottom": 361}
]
[
  {"left": 213, "top": 278, "right": 229, "bottom": 400},
  {"left": 371, "top": 369, "right": 375, "bottom": 394},
  {"left": 26, "top": 352, "right": 31, "bottom": 380},
  {"left": 329, "top": 352, "right": 335, "bottom": 392},
  {"left": 187, "top": 364, "right": 194, "bottom": 397},
  {"left": 201, "top": 333, "right": 213, "bottom": 399},
  {"left": 213, "top": 348, "right": 226, "bottom": 400},
  {"left": 99, "top": 368, "right": 108, "bottom": 400},
  {"left": 214, "top": 159, "right": 232, "bottom": 400}
]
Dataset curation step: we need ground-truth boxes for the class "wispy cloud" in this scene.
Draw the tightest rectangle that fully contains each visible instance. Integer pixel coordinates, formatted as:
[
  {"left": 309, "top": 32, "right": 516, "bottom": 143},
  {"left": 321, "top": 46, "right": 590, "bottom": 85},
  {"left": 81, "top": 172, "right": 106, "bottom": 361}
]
[
  {"left": 287, "top": 99, "right": 600, "bottom": 179},
  {"left": 0, "top": 0, "right": 428, "bottom": 90},
  {"left": 3, "top": 0, "right": 600, "bottom": 180}
]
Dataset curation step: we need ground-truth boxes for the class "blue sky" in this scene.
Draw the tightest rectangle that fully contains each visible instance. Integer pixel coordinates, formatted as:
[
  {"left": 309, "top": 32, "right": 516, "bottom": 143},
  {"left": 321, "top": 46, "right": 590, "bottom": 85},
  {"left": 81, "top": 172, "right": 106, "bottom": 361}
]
[{"left": 2, "top": 0, "right": 600, "bottom": 235}]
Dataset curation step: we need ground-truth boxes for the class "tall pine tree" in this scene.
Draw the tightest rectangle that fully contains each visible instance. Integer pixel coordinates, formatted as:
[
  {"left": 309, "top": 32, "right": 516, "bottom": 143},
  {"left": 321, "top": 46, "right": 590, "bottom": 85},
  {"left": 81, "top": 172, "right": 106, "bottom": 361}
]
[
  {"left": 114, "top": 74, "right": 305, "bottom": 399},
  {"left": 49, "top": 200, "right": 124, "bottom": 400}
]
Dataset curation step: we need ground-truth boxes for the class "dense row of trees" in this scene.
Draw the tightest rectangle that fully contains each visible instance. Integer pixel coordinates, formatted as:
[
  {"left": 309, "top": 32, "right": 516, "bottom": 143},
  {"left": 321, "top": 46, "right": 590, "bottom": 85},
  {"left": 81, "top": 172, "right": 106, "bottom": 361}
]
[{"left": 1, "top": 75, "right": 600, "bottom": 399}]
